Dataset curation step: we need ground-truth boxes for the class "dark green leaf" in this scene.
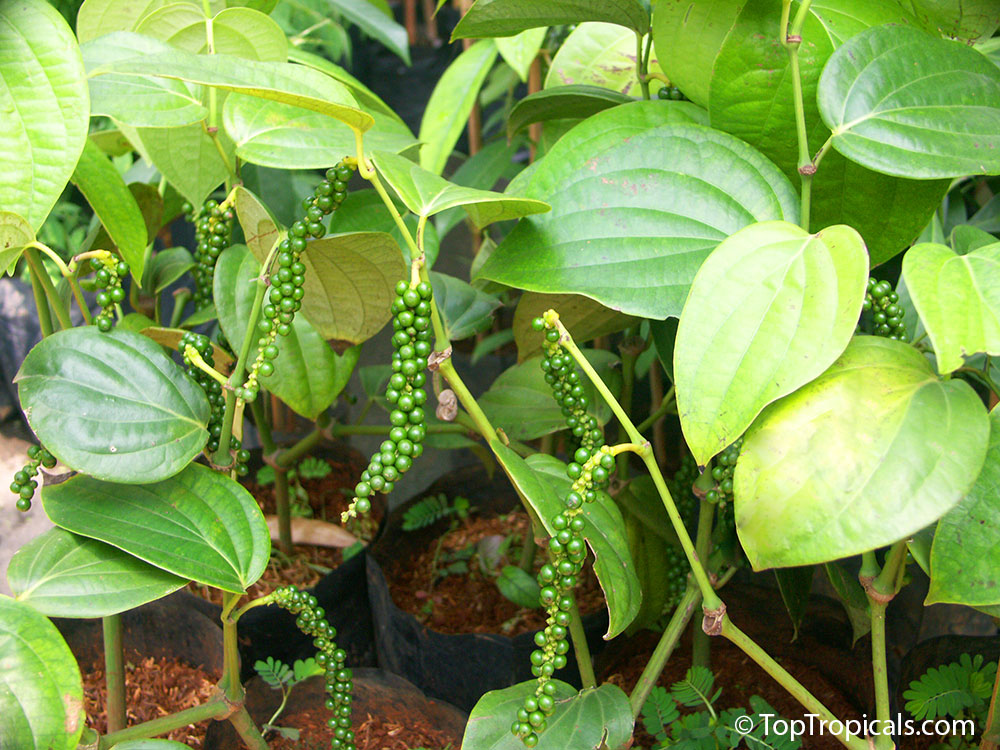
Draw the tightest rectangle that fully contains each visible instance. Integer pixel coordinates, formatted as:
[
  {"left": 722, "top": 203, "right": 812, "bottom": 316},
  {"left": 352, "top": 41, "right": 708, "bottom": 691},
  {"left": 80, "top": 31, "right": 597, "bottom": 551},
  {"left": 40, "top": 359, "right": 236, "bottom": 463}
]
[
  {"left": 0, "top": 0, "right": 89, "bottom": 230},
  {"left": 435, "top": 139, "right": 526, "bottom": 238},
  {"left": 325, "top": 0, "right": 409, "bottom": 64},
  {"left": 823, "top": 561, "right": 871, "bottom": 644},
  {"left": 508, "top": 85, "right": 632, "bottom": 139},
  {"left": 42, "top": 463, "right": 270, "bottom": 592},
  {"left": 0, "top": 596, "right": 84, "bottom": 750},
  {"left": 476, "top": 102, "right": 797, "bottom": 319},
  {"left": 7, "top": 527, "right": 186, "bottom": 618},
  {"left": 327, "top": 190, "right": 438, "bottom": 267},
  {"left": 496, "top": 565, "right": 540, "bottom": 608},
  {"left": 145, "top": 247, "right": 195, "bottom": 295},
  {"left": 15, "top": 327, "right": 210, "bottom": 483},
  {"left": 774, "top": 566, "right": 815, "bottom": 640},
  {"left": 818, "top": 24, "right": 1000, "bottom": 178},
  {"left": 453, "top": 0, "right": 650, "bottom": 38},
  {"left": 674, "top": 221, "right": 868, "bottom": 465},
  {"left": 899, "top": 0, "right": 1000, "bottom": 42},
  {"left": 735, "top": 337, "right": 990, "bottom": 569},
  {"left": 431, "top": 272, "right": 502, "bottom": 341},
  {"left": 72, "top": 140, "right": 148, "bottom": 281},
  {"left": 928, "top": 406, "right": 1000, "bottom": 606}
]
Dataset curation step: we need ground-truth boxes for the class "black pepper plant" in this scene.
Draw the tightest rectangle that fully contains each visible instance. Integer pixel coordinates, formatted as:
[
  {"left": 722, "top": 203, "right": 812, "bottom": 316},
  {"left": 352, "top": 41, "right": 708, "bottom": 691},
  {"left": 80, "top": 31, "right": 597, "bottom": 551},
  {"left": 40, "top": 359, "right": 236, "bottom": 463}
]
[{"left": 2, "top": 1, "right": 1000, "bottom": 750}]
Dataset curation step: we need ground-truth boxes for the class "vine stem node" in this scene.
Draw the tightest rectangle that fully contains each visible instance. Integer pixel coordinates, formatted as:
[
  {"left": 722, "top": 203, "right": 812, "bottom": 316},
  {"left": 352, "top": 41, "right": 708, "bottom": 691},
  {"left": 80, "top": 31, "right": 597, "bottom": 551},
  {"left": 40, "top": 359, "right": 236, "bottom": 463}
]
[
  {"left": 427, "top": 346, "right": 452, "bottom": 371},
  {"left": 702, "top": 604, "right": 726, "bottom": 636},
  {"left": 799, "top": 163, "right": 818, "bottom": 176}
]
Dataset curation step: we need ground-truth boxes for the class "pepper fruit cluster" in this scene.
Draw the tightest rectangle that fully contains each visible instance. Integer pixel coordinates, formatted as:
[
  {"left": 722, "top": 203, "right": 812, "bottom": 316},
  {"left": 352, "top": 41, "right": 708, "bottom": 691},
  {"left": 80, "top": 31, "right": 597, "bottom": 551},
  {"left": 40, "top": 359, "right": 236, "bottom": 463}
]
[
  {"left": 342, "top": 279, "right": 433, "bottom": 522},
  {"left": 9, "top": 445, "right": 56, "bottom": 512},
  {"left": 272, "top": 585, "right": 355, "bottom": 750},
  {"left": 706, "top": 437, "right": 742, "bottom": 538},
  {"left": 511, "top": 315, "right": 611, "bottom": 746},
  {"left": 859, "top": 277, "right": 906, "bottom": 340},
  {"left": 184, "top": 198, "right": 235, "bottom": 310},
  {"left": 89, "top": 253, "right": 129, "bottom": 332},
  {"left": 181, "top": 332, "right": 249, "bottom": 475},
  {"left": 240, "top": 159, "right": 355, "bottom": 404}
]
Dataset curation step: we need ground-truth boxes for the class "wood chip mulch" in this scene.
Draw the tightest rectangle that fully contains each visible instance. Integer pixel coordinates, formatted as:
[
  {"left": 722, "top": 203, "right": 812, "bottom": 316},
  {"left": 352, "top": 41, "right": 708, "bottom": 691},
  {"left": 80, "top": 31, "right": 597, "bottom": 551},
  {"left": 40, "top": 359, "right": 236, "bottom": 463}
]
[{"left": 266, "top": 710, "right": 457, "bottom": 750}]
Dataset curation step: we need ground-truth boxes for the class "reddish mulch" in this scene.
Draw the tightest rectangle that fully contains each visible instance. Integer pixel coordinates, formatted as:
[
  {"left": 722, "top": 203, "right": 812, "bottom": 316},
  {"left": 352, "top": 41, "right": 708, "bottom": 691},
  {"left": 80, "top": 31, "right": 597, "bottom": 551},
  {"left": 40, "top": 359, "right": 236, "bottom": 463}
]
[
  {"left": 83, "top": 655, "right": 220, "bottom": 749},
  {"left": 604, "top": 629, "right": 863, "bottom": 750},
  {"left": 384, "top": 510, "right": 604, "bottom": 636},
  {"left": 187, "top": 450, "right": 378, "bottom": 607},
  {"left": 265, "top": 709, "right": 457, "bottom": 750}
]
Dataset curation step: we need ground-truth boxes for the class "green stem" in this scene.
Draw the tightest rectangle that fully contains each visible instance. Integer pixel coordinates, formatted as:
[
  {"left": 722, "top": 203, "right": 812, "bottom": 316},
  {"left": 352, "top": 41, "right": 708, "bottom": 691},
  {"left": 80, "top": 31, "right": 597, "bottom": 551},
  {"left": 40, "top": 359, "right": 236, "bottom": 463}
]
[
  {"left": 25, "top": 249, "right": 72, "bottom": 330},
  {"left": 867, "top": 540, "right": 908, "bottom": 750},
  {"left": 248, "top": 399, "right": 293, "bottom": 554},
  {"left": 221, "top": 593, "right": 243, "bottom": 703},
  {"left": 169, "top": 289, "right": 191, "bottom": 328},
  {"left": 636, "top": 31, "right": 651, "bottom": 101},
  {"left": 629, "top": 585, "right": 702, "bottom": 718},
  {"left": 554, "top": 320, "right": 721, "bottom": 609},
  {"left": 691, "top": 498, "right": 716, "bottom": 670},
  {"left": 781, "top": 0, "right": 816, "bottom": 231},
  {"left": 68, "top": 267, "right": 93, "bottom": 325},
  {"left": 616, "top": 334, "right": 640, "bottom": 477},
  {"left": 568, "top": 602, "right": 596, "bottom": 689},
  {"left": 98, "top": 698, "right": 230, "bottom": 749},
  {"left": 27, "top": 262, "right": 54, "bottom": 338},
  {"left": 954, "top": 366, "right": 1000, "bottom": 401},
  {"left": 227, "top": 706, "right": 270, "bottom": 750},
  {"left": 635, "top": 386, "right": 676, "bottom": 435},
  {"left": 276, "top": 417, "right": 327, "bottom": 468},
  {"left": 264, "top": 685, "right": 291, "bottom": 730},
  {"left": 102, "top": 615, "right": 126, "bottom": 733},
  {"left": 438, "top": 358, "right": 496, "bottom": 442},
  {"left": 518, "top": 533, "right": 538, "bottom": 573},
  {"left": 722, "top": 618, "right": 869, "bottom": 750},
  {"left": 980, "top": 656, "right": 1000, "bottom": 748}
]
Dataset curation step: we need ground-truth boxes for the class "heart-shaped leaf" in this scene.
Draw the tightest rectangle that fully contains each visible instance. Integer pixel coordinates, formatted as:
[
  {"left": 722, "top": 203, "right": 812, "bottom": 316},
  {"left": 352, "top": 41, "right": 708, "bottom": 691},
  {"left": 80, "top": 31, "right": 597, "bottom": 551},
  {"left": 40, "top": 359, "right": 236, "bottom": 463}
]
[
  {"left": 77, "top": 0, "right": 178, "bottom": 42},
  {"left": 15, "top": 327, "right": 210, "bottom": 483},
  {"left": 818, "top": 24, "right": 1000, "bottom": 178},
  {"left": 244, "top": 231, "right": 405, "bottom": 344},
  {"left": 0, "top": 211, "right": 35, "bottom": 274},
  {"left": 453, "top": 0, "right": 650, "bottom": 37},
  {"left": 479, "top": 350, "right": 620, "bottom": 440},
  {"left": 430, "top": 272, "right": 502, "bottom": 341},
  {"left": 513, "top": 292, "right": 638, "bottom": 362},
  {"left": 83, "top": 32, "right": 208, "bottom": 128},
  {"left": 927, "top": 406, "right": 1000, "bottom": 606},
  {"left": 72, "top": 140, "right": 148, "bottom": 282},
  {"left": 707, "top": 0, "right": 949, "bottom": 267},
  {"left": 508, "top": 85, "right": 632, "bottom": 139},
  {"left": 544, "top": 22, "right": 663, "bottom": 97},
  {"left": 901, "top": 241, "right": 1000, "bottom": 374},
  {"left": 373, "top": 150, "right": 549, "bottom": 228},
  {"left": 496, "top": 27, "right": 546, "bottom": 81},
  {"left": 42, "top": 463, "right": 270, "bottom": 592},
  {"left": 7, "top": 527, "right": 187, "bottom": 618},
  {"left": 419, "top": 40, "right": 498, "bottom": 175},
  {"left": 735, "top": 336, "right": 990, "bottom": 569},
  {"left": 464, "top": 679, "right": 633, "bottom": 750},
  {"left": 144, "top": 246, "right": 195, "bottom": 294},
  {"left": 674, "top": 221, "right": 869, "bottom": 466},
  {"left": 476, "top": 102, "right": 798, "bottom": 319},
  {"left": 902, "top": 0, "right": 1000, "bottom": 42},
  {"left": 327, "top": 190, "right": 439, "bottom": 267},
  {"left": 0, "top": 0, "right": 89, "bottom": 230},
  {"left": 95, "top": 49, "right": 372, "bottom": 133},
  {"left": 215, "top": 245, "right": 357, "bottom": 419},
  {"left": 0, "top": 596, "right": 84, "bottom": 750},
  {"left": 136, "top": 5, "right": 287, "bottom": 61}
]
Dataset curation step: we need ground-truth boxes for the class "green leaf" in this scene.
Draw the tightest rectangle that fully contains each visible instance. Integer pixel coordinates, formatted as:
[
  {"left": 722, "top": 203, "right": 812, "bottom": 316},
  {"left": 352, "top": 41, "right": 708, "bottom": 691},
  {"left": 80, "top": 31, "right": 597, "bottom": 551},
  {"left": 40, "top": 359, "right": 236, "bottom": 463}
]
[
  {"left": 144, "top": 246, "right": 195, "bottom": 294},
  {"left": 42, "top": 463, "right": 270, "bottom": 593},
  {"left": 430, "top": 271, "right": 502, "bottom": 341},
  {"left": 419, "top": 40, "right": 498, "bottom": 175},
  {"left": 496, "top": 27, "right": 546, "bottom": 81},
  {"left": 479, "top": 350, "right": 620, "bottom": 440},
  {"left": 233, "top": 185, "right": 281, "bottom": 259},
  {"left": 140, "top": 326, "right": 234, "bottom": 372},
  {"left": 0, "top": 596, "right": 84, "bottom": 750},
  {"left": 15, "top": 327, "right": 210, "bottom": 483},
  {"left": 512, "top": 292, "right": 638, "bottom": 362},
  {"left": 71, "top": 140, "right": 148, "bottom": 282},
  {"left": 508, "top": 85, "right": 632, "bottom": 139},
  {"left": 774, "top": 566, "right": 815, "bottom": 640},
  {"left": 901, "top": 241, "right": 1000, "bottom": 374},
  {"left": 496, "top": 565, "right": 541, "bottom": 608},
  {"left": 823, "top": 561, "right": 871, "bottom": 644},
  {"left": 463, "top": 679, "right": 633, "bottom": 750},
  {"left": 327, "top": 189, "right": 438, "bottom": 267},
  {"left": 245, "top": 230, "right": 405, "bottom": 344},
  {"left": 453, "top": 0, "right": 650, "bottom": 38},
  {"left": 477, "top": 102, "right": 799, "bottom": 320},
  {"left": 95, "top": 48, "right": 373, "bottom": 133},
  {"left": 927, "top": 406, "right": 1000, "bottom": 606},
  {"left": 325, "top": 0, "right": 409, "bottom": 64},
  {"left": 707, "top": 0, "right": 949, "bottom": 267},
  {"left": 77, "top": 0, "right": 174, "bottom": 42},
  {"left": 7, "top": 527, "right": 187, "bottom": 618},
  {"left": 215, "top": 245, "right": 357, "bottom": 419},
  {"left": 649, "top": 318, "right": 678, "bottom": 383},
  {"left": 899, "top": 0, "right": 1000, "bottom": 42},
  {"left": 526, "top": 453, "right": 641, "bottom": 638},
  {"left": 373, "top": 150, "right": 549, "bottom": 227},
  {"left": 435, "top": 138, "right": 526, "bottom": 238},
  {"left": 0, "top": 211, "right": 35, "bottom": 274},
  {"left": 735, "top": 336, "right": 990, "bottom": 569},
  {"left": 818, "top": 24, "right": 1000, "bottom": 178},
  {"left": 136, "top": 5, "right": 287, "bottom": 61},
  {"left": 0, "top": 0, "right": 89, "bottom": 230},
  {"left": 544, "top": 22, "right": 662, "bottom": 97},
  {"left": 650, "top": 0, "right": 744, "bottom": 108},
  {"left": 82, "top": 32, "right": 208, "bottom": 128},
  {"left": 118, "top": 121, "right": 234, "bottom": 207},
  {"left": 674, "top": 221, "right": 868, "bottom": 466}
]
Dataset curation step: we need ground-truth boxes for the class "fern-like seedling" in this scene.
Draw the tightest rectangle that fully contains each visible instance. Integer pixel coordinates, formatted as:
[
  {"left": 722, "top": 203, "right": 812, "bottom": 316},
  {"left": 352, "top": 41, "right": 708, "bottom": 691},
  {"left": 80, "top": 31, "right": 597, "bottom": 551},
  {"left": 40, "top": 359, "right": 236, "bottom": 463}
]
[
  {"left": 402, "top": 493, "right": 471, "bottom": 531},
  {"left": 255, "top": 656, "right": 292, "bottom": 688},
  {"left": 254, "top": 657, "right": 324, "bottom": 739},
  {"left": 671, "top": 665, "right": 722, "bottom": 710},
  {"left": 904, "top": 653, "right": 997, "bottom": 721},
  {"left": 641, "top": 685, "right": 680, "bottom": 744},
  {"left": 298, "top": 456, "right": 332, "bottom": 480}
]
